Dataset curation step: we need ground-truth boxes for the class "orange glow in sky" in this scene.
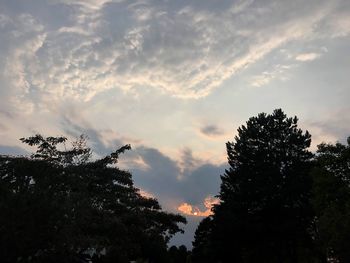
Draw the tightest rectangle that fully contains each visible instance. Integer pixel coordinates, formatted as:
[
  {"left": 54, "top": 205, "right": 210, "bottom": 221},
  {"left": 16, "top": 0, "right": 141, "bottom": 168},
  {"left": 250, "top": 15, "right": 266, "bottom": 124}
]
[{"left": 177, "top": 196, "right": 220, "bottom": 217}]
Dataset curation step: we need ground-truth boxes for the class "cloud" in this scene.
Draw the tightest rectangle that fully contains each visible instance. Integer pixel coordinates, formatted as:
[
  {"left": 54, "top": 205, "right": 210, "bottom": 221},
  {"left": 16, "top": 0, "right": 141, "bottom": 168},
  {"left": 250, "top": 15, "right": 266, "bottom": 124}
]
[
  {"left": 249, "top": 44, "right": 329, "bottom": 88},
  {"left": 0, "top": 0, "right": 349, "bottom": 110},
  {"left": 178, "top": 203, "right": 194, "bottom": 216},
  {"left": 175, "top": 195, "right": 220, "bottom": 247},
  {"left": 250, "top": 64, "right": 295, "bottom": 87},
  {"left": 56, "top": 0, "right": 113, "bottom": 10},
  {"left": 128, "top": 145, "right": 225, "bottom": 213},
  {"left": 0, "top": 13, "right": 46, "bottom": 114},
  {"left": 178, "top": 195, "right": 219, "bottom": 217},
  {"left": 304, "top": 107, "right": 350, "bottom": 149},
  {"left": 295, "top": 52, "right": 322, "bottom": 61},
  {"left": 200, "top": 124, "right": 224, "bottom": 137}
]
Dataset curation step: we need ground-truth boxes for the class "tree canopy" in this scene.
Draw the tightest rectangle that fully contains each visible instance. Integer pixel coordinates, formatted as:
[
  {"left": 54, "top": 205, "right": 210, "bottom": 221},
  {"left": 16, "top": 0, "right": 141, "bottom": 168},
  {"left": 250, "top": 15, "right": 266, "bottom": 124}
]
[
  {"left": 0, "top": 135, "right": 186, "bottom": 263},
  {"left": 312, "top": 137, "right": 350, "bottom": 262},
  {"left": 193, "top": 109, "right": 316, "bottom": 262}
]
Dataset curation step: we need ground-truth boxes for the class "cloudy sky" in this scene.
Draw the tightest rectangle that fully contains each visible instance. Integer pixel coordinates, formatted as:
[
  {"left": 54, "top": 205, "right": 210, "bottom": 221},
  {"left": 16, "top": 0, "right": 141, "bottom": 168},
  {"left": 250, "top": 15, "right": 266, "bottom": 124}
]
[{"left": 1, "top": 0, "right": 350, "bottom": 247}]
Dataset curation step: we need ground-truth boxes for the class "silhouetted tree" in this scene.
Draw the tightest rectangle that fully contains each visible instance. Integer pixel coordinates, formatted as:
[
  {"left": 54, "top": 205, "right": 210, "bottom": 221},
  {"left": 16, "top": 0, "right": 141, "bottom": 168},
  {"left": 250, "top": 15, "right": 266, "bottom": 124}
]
[
  {"left": 195, "top": 109, "right": 316, "bottom": 262},
  {"left": 168, "top": 245, "right": 190, "bottom": 263},
  {"left": 312, "top": 137, "right": 350, "bottom": 262},
  {"left": 0, "top": 135, "right": 186, "bottom": 263},
  {"left": 191, "top": 216, "right": 214, "bottom": 263}
]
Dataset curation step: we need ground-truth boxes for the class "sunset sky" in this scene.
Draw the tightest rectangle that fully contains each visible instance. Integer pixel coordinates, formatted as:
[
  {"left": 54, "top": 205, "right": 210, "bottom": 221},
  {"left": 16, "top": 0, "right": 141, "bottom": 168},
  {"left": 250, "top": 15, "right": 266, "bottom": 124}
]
[{"left": 1, "top": 0, "right": 350, "bottom": 247}]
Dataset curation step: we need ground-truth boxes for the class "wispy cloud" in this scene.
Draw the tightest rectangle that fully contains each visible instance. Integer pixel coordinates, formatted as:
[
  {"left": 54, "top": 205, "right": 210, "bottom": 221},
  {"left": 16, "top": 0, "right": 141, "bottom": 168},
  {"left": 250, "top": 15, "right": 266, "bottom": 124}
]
[
  {"left": 251, "top": 64, "right": 294, "bottom": 87},
  {"left": 295, "top": 52, "right": 322, "bottom": 61}
]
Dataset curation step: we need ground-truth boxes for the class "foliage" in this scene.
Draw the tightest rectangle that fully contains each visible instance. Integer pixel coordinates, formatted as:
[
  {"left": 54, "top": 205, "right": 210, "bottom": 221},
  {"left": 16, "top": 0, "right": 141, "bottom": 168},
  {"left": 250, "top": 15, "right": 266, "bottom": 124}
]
[
  {"left": 0, "top": 135, "right": 186, "bottom": 263},
  {"left": 191, "top": 217, "right": 214, "bottom": 263},
  {"left": 168, "top": 245, "right": 191, "bottom": 263},
  {"left": 193, "top": 109, "right": 316, "bottom": 262},
  {"left": 312, "top": 137, "right": 350, "bottom": 262}
]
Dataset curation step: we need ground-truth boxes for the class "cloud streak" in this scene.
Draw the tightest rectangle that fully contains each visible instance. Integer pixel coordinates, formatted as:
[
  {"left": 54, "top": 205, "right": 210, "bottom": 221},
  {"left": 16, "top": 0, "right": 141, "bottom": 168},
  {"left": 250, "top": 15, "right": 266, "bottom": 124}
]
[{"left": 295, "top": 53, "right": 322, "bottom": 62}]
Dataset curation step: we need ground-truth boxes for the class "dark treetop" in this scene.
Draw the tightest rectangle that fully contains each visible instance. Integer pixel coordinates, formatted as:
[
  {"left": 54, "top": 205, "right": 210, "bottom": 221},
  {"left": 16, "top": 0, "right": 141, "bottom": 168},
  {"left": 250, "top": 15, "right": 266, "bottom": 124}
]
[{"left": 193, "top": 109, "right": 316, "bottom": 263}]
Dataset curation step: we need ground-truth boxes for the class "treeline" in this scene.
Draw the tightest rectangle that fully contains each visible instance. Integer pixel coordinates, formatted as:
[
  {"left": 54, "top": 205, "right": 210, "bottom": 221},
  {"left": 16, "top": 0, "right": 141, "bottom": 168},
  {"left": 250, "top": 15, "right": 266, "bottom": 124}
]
[
  {"left": 0, "top": 109, "right": 349, "bottom": 262},
  {"left": 0, "top": 135, "right": 186, "bottom": 263},
  {"left": 192, "top": 109, "right": 350, "bottom": 263}
]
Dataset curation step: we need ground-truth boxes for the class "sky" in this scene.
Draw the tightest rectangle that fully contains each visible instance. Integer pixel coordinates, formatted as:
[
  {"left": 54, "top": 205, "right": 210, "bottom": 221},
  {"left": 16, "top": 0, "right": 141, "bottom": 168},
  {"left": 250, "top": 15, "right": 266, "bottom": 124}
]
[{"left": 0, "top": 0, "right": 350, "bottom": 248}]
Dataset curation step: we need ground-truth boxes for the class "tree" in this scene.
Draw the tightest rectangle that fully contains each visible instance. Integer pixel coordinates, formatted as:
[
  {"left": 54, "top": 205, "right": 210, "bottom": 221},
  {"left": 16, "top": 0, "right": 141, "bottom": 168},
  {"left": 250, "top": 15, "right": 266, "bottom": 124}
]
[
  {"left": 193, "top": 109, "right": 315, "bottom": 262},
  {"left": 312, "top": 137, "right": 350, "bottom": 262},
  {"left": 168, "top": 245, "right": 191, "bottom": 263},
  {"left": 191, "top": 216, "right": 214, "bottom": 263},
  {"left": 0, "top": 135, "right": 186, "bottom": 263}
]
